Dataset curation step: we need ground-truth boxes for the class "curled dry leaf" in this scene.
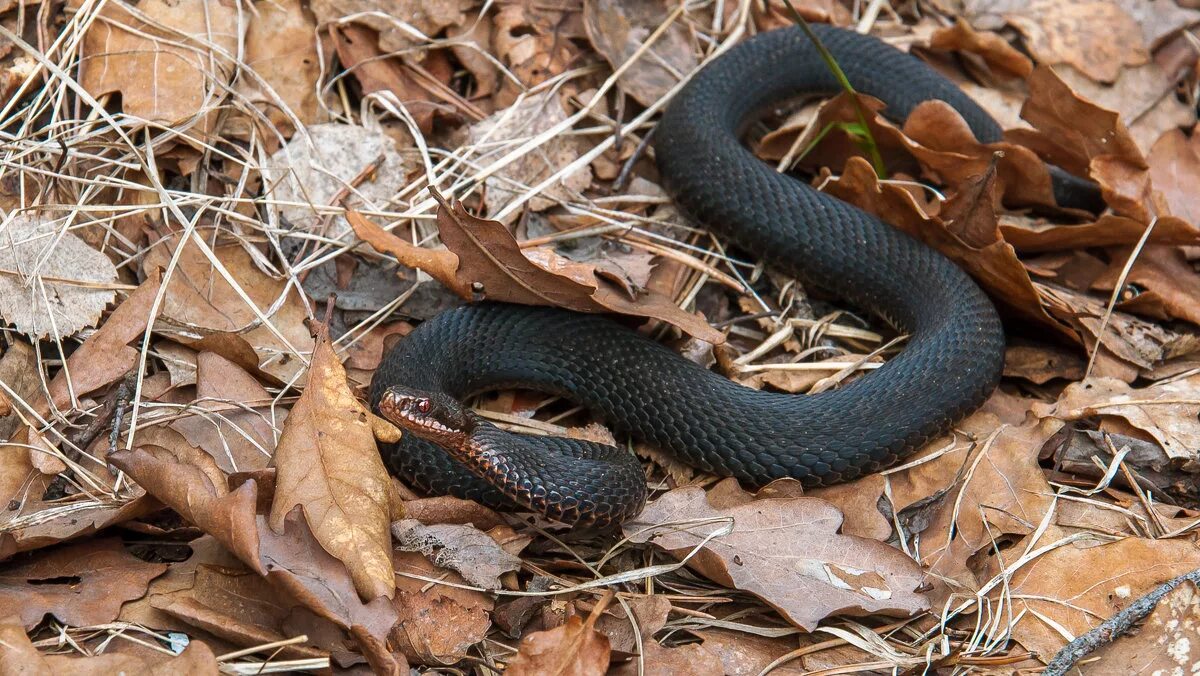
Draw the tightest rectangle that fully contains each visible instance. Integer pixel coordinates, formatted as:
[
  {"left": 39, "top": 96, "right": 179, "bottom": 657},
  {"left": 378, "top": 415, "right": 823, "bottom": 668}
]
[
  {"left": 506, "top": 604, "right": 612, "bottom": 676},
  {"left": 1034, "top": 374, "right": 1200, "bottom": 462},
  {"left": 929, "top": 19, "right": 1033, "bottom": 79},
  {"left": 0, "top": 214, "right": 119, "bottom": 339},
  {"left": 622, "top": 479, "right": 929, "bottom": 631},
  {"left": 0, "top": 538, "right": 166, "bottom": 629},
  {"left": 1093, "top": 245, "right": 1200, "bottom": 326},
  {"left": 269, "top": 323, "right": 396, "bottom": 601},
  {"left": 107, "top": 443, "right": 262, "bottom": 572},
  {"left": 392, "top": 551, "right": 493, "bottom": 665},
  {"left": 351, "top": 197, "right": 723, "bottom": 343},
  {"left": 583, "top": 0, "right": 697, "bottom": 106},
  {"left": 390, "top": 519, "right": 522, "bottom": 590},
  {"left": 75, "top": 0, "right": 240, "bottom": 135}
]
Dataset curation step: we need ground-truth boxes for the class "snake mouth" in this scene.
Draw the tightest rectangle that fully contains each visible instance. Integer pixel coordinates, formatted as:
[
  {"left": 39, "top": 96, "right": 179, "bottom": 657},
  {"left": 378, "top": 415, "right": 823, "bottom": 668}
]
[{"left": 379, "top": 387, "right": 469, "bottom": 444}]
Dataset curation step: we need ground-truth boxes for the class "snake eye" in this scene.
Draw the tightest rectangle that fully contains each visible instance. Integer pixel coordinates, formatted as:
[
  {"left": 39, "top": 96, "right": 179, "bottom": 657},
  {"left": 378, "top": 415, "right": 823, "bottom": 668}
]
[{"left": 415, "top": 398, "right": 431, "bottom": 414}]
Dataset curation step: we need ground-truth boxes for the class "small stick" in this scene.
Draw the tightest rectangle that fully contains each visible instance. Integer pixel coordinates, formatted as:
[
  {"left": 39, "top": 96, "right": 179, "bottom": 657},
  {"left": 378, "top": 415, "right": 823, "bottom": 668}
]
[{"left": 1042, "top": 567, "right": 1200, "bottom": 676}]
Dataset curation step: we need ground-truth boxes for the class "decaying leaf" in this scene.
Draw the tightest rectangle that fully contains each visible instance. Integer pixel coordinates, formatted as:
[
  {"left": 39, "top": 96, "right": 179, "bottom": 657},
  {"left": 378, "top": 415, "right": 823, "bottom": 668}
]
[
  {"left": 583, "top": 0, "right": 697, "bottom": 106},
  {"left": 1089, "top": 579, "right": 1200, "bottom": 673},
  {"left": 352, "top": 197, "right": 724, "bottom": 343},
  {"left": 1035, "top": 375, "right": 1200, "bottom": 462},
  {"left": 623, "top": 479, "right": 929, "bottom": 631},
  {"left": 506, "top": 603, "right": 612, "bottom": 676},
  {"left": 0, "top": 214, "right": 119, "bottom": 339},
  {"left": 0, "top": 539, "right": 166, "bottom": 629},
  {"left": 263, "top": 123, "right": 411, "bottom": 240},
  {"left": 75, "top": 0, "right": 240, "bottom": 134},
  {"left": 391, "top": 519, "right": 521, "bottom": 590},
  {"left": 269, "top": 322, "right": 396, "bottom": 601},
  {"left": 978, "top": 525, "right": 1200, "bottom": 658},
  {"left": 392, "top": 551, "right": 493, "bottom": 664}
]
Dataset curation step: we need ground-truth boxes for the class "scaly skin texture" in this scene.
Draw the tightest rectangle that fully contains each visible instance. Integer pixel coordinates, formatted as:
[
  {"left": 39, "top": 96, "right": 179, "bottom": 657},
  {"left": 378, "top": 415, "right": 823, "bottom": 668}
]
[{"left": 370, "top": 25, "right": 1091, "bottom": 526}]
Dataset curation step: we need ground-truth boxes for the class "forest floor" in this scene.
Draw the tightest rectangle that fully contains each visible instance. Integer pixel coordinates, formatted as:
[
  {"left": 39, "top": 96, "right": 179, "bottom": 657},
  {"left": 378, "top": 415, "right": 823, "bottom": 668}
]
[{"left": 0, "top": 0, "right": 1199, "bottom": 673}]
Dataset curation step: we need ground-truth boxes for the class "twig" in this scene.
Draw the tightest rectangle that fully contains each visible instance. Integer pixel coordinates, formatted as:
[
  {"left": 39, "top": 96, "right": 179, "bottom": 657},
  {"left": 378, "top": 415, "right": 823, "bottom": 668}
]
[{"left": 1041, "top": 567, "right": 1200, "bottom": 676}]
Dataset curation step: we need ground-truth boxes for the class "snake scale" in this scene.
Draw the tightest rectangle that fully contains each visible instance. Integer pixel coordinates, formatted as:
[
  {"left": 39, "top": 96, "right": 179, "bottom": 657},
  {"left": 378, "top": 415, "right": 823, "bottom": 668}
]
[{"left": 370, "top": 24, "right": 1096, "bottom": 527}]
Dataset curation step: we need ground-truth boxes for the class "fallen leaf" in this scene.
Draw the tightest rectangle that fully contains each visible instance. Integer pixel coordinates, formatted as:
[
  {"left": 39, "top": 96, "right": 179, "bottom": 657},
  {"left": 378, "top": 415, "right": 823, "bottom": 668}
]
[
  {"left": 0, "top": 616, "right": 49, "bottom": 670},
  {"left": 467, "top": 90, "right": 592, "bottom": 219},
  {"left": 0, "top": 538, "right": 166, "bottom": 629},
  {"left": 1089, "top": 578, "right": 1200, "bottom": 672},
  {"left": 0, "top": 342, "right": 39, "bottom": 441},
  {"left": 269, "top": 322, "right": 396, "bottom": 601},
  {"left": 107, "top": 443, "right": 263, "bottom": 572},
  {"left": 391, "top": 519, "right": 521, "bottom": 590},
  {"left": 696, "top": 629, "right": 809, "bottom": 675},
  {"left": 622, "top": 479, "right": 929, "bottom": 631},
  {"left": 977, "top": 525, "right": 1200, "bottom": 658},
  {"left": 1093, "top": 245, "right": 1200, "bottom": 326},
  {"left": 143, "top": 230, "right": 312, "bottom": 381},
  {"left": 506, "top": 603, "right": 612, "bottom": 676},
  {"left": 492, "top": 1, "right": 587, "bottom": 108},
  {"left": 1034, "top": 375, "right": 1200, "bottom": 462},
  {"left": 929, "top": 19, "right": 1033, "bottom": 79},
  {"left": 999, "top": 214, "right": 1200, "bottom": 253},
  {"left": 332, "top": 23, "right": 449, "bottom": 134},
  {"left": 612, "top": 640, "right": 725, "bottom": 676},
  {"left": 593, "top": 595, "right": 669, "bottom": 654},
  {"left": 0, "top": 213, "right": 119, "bottom": 339},
  {"left": 391, "top": 551, "right": 492, "bottom": 665},
  {"left": 1148, "top": 127, "right": 1200, "bottom": 225},
  {"left": 402, "top": 495, "right": 507, "bottom": 530},
  {"left": 229, "top": 0, "right": 325, "bottom": 140},
  {"left": 966, "top": 0, "right": 1148, "bottom": 83},
  {"left": 159, "top": 351, "right": 280, "bottom": 473},
  {"left": 75, "top": 0, "right": 240, "bottom": 135},
  {"left": 1051, "top": 62, "right": 1196, "bottom": 155},
  {"left": 583, "top": 0, "right": 697, "bottom": 106},
  {"left": 1003, "top": 343, "right": 1086, "bottom": 383},
  {"left": 263, "top": 123, "right": 410, "bottom": 241},
  {"left": 888, "top": 412, "right": 1062, "bottom": 587},
  {"left": 259, "top": 509, "right": 406, "bottom": 673},
  {"left": 355, "top": 198, "right": 723, "bottom": 342},
  {"left": 309, "top": 0, "right": 475, "bottom": 54}
]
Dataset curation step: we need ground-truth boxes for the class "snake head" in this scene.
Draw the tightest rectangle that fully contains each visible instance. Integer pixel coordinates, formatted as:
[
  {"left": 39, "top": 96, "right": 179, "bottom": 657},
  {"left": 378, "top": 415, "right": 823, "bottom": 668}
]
[{"left": 379, "top": 385, "right": 473, "bottom": 447}]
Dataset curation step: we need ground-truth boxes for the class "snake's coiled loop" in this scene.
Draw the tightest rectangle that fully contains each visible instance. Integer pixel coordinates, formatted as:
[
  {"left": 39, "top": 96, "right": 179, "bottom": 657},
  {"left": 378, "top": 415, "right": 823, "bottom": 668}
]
[{"left": 370, "top": 25, "right": 1091, "bottom": 527}]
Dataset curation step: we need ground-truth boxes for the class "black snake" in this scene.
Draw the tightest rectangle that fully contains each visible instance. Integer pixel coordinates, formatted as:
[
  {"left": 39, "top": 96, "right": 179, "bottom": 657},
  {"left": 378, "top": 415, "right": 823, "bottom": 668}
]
[{"left": 370, "top": 24, "right": 1098, "bottom": 527}]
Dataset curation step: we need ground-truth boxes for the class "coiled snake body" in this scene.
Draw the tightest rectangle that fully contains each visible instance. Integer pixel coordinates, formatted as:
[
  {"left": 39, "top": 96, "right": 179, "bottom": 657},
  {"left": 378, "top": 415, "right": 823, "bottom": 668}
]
[{"left": 372, "top": 25, "right": 1089, "bottom": 527}]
